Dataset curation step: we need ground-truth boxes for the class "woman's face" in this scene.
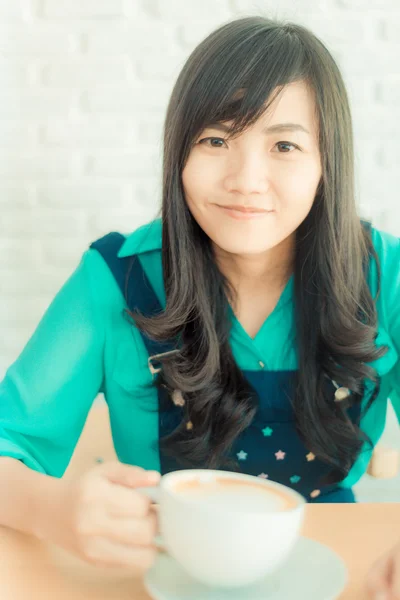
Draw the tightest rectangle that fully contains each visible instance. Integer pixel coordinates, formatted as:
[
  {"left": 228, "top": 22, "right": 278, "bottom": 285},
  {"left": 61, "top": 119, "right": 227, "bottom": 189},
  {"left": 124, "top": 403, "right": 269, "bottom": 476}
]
[{"left": 182, "top": 81, "right": 322, "bottom": 258}]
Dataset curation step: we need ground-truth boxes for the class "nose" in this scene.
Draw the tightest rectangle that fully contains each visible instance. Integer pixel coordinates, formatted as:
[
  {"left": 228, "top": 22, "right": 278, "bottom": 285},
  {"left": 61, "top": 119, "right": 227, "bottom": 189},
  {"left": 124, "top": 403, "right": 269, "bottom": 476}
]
[{"left": 224, "top": 152, "right": 270, "bottom": 196}]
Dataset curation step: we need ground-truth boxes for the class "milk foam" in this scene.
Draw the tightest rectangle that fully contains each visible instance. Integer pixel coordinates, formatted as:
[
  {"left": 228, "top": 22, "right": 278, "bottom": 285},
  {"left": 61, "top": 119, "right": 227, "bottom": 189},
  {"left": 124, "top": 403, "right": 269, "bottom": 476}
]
[{"left": 174, "top": 479, "right": 296, "bottom": 512}]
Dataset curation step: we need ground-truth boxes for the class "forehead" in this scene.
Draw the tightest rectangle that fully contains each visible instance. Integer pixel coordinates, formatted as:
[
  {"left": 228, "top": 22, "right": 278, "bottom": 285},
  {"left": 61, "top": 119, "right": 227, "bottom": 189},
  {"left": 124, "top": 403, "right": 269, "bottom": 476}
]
[
  {"left": 225, "top": 81, "right": 319, "bottom": 138},
  {"left": 266, "top": 81, "right": 317, "bottom": 123}
]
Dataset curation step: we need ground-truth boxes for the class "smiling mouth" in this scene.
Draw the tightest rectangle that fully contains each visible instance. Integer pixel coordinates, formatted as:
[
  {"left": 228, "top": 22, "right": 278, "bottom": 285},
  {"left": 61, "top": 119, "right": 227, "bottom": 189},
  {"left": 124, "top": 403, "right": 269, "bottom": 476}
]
[
  {"left": 216, "top": 205, "right": 274, "bottom": 220},
  {"left": 219, "top": 205, "right": 272, "bottom": 213}
]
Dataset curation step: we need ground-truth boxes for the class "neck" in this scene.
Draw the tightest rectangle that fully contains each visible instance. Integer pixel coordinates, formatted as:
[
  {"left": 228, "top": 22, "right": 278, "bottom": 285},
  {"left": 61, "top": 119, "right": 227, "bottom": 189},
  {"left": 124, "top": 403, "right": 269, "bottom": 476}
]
[{"left": 212, "top": 234, "right": 295, "bottom": 291}]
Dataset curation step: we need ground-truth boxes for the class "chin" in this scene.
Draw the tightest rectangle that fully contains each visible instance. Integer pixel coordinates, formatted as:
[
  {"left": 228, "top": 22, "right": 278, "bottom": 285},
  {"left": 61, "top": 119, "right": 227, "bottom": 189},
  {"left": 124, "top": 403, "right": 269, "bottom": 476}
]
[{"left": 212, "top": 237, "right": 276, "bottom": 256}]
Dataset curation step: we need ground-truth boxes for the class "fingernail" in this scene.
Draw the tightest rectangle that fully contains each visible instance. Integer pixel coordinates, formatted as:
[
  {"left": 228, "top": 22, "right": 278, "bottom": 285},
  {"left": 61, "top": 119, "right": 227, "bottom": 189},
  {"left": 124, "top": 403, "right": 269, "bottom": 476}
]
[
  {"left": 375, "top": 592, "right": 388, "bottom": 600},
  {"left": 148, "top": 471, "right": 161, "bottom": 480}
]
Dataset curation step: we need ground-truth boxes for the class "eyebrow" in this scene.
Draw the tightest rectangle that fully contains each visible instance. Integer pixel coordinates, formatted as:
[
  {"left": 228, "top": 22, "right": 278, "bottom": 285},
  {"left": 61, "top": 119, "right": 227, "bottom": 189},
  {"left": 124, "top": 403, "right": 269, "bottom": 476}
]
[{"left": 205, "top": 122, "right": 311, "bottom": 135}]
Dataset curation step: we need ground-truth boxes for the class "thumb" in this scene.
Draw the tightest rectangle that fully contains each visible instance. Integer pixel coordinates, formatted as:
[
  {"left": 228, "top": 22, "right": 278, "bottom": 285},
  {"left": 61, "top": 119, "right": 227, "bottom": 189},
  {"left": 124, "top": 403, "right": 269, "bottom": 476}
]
[{"left": 101, "top": 460, "right": 161, "bottom": 489}]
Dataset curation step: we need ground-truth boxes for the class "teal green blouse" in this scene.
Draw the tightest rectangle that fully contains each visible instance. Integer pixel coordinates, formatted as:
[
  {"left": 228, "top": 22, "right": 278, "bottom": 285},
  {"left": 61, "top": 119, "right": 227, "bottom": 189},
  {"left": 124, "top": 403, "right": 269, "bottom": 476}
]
[{"left": 0, "top": 218, "right": 399, "bottom": 489}]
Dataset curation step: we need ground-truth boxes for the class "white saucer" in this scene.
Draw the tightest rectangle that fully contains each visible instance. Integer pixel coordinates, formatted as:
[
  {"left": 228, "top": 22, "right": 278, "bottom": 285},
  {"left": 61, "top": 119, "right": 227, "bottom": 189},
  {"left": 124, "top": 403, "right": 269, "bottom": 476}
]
[{"left": 144, "top": 536, "right": 347, "bottom": 600}]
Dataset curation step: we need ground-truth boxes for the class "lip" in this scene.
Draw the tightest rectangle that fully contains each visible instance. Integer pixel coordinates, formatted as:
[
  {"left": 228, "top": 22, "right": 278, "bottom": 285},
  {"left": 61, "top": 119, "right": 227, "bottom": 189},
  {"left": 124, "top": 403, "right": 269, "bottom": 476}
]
[{"left": 216, "top": 205, "right": 274, "bottom": 220}]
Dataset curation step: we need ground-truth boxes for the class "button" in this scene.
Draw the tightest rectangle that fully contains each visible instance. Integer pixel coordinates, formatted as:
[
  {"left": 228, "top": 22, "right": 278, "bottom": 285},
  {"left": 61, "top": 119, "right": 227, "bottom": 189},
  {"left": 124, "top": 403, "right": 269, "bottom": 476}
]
[
  {"left": 258, "top": 361, "right": 265, "bottom": 368},
  {"left": 171, "top": 389, "right": 185, "bottom": 407},
  {"left": 310, "top": 489, "right": 321, "bottom": 499},
  {"left": 334, "top": 387, "right": 350, "bottom": 401}
]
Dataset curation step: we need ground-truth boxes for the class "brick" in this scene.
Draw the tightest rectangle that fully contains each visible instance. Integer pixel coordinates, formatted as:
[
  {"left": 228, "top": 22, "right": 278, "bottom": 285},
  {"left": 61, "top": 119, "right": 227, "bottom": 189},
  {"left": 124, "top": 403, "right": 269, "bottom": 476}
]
[
  {"left": 358, "top": 170, "right": 400, "bottom": 208},
  {"left": 334, "top": 0, "right": 400, "bottom": 10},
  {"left": 0, "top": 26, "right": 74, "bottom": 54},
  {"left": 378, "top": 78, "right": 400, "bottom": 105},
  {"left": 155, "top": 0, "right": 231, "bottom": 21},
  {"left": 0, "top": 59, "right": 30, "bottom": 86},
  {"left": 303, "top": 15, "right": 367, "bottom": 44},
  {"left": 84, "top": 83, "right": 170, "bottom": 113},
  {"left": 231, "top": 0, "right": 330, "bottom": 16},
  {"left": 125, "top": 181, "right": 161, "bottom": 206},
  {"left": 85, "top": 22, "right": 177, "bottom": 55},
  {"left": 36, "top": 183, "right": 124, "bottom": 208},
  {"left": 0, "top": 295, "right": 48, "bottom": 321},
  {"left": 136, "top": 116, "right": 165, "bottom": 145},
  {"left": 0, "top": 152, "right": 75, "bottom": 178},
  {"left": 384, "top": 18, "right": 400, "bottom": 42},
  {"left": 0, "top": 0, "right": 31, "bottom": 21},
  {"left": 0, "top": 268, "right": 69, "bottom": 296},
  {"left": 375, "top": 141, "right": 400, "bottom": 169},
  {"left": 0, "top": 89, "right": 77, "bottom": 118},
  {"left": 43, "top": 117, "right": 139, "bottom": 148},
  {"left": 0, "top": 186, "right": 33, "bottom": 207},
  {"left": 0, "top": 238, "right": 40, "bottom": 267},
  {"left": 336, "top": 45, "right": 400, "bottom": 76},
  {"left": 0, "top": 121, "right": 39, "bottom": 148},
  {"left": 135, "top": 51, "right": 183, "bottom": 81},
  {"left": 352, "top": 108, "right": 400, "bottom": 137},
  {"left": 41, "top": 58, "right": 130, "bottom": 86},
  {"left": 0, "top": 206, "right": 85, "bottom": 239},
  {"left": 87, "top": 151, "right": 161, "bottom": 177},
  {"left": 87, "top": 208, "right": 158, "bottom": 240},
  {"left": 345, "top": 77, "right": 377, "bottom": 110},
  {"left": 0, "top": 300, "right": 63, "bottom": 329},
  {"left": 42, "top": 0, "right": 124, "bottom": 19},
  {"left": 38, "top": 238, "right": 88, "bottom": 268}
]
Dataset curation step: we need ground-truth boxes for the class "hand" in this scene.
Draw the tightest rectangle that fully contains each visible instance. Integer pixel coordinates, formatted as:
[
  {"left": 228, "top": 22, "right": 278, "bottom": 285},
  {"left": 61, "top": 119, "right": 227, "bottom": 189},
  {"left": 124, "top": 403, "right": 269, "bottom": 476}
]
[
  {"left": 366, "top": 538, "right": 400, "bottom": 599},
  {"left": 40, "top": 460, "right": 161, "bottom": 571}
]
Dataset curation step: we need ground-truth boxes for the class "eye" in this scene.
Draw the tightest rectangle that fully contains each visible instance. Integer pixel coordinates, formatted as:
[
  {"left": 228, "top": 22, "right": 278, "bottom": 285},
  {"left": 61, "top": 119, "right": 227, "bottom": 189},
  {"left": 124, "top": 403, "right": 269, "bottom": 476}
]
[
  {"left": 197, "top": 137, "right": 226, "bottom": 148},
  {"left": 274, "top": 141, "right": 300, "bottom": 153},
  {"left": 197, "top": 137, "right": 301, "bottom": 152}
]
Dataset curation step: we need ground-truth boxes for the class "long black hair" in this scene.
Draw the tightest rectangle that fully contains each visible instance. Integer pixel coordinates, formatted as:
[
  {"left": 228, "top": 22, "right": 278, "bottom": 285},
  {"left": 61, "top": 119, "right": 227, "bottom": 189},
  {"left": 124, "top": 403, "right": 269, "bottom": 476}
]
[{"left": 124, "top": 15, "right": 389, "bottom": 485}]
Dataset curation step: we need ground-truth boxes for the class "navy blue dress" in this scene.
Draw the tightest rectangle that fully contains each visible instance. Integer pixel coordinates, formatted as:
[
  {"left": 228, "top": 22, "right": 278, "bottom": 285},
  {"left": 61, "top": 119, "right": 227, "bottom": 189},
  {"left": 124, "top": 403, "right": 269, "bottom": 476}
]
[{"left": 91, "top": 234, "right": 359, "bottom": 503}]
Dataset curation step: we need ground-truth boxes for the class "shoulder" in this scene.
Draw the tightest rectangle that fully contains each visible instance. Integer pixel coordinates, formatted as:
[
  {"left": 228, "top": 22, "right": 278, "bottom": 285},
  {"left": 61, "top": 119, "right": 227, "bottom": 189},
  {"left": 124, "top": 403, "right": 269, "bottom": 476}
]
[
  {"left": 115, "top": 217, "right": 162, "bottom": 258},
  {"left": 368, "top": 224, "right": 399, "bottom": 300},
  {"left": 83, "top": 217, "right": 162, "bottom": 309},
  {"left": 367, "top": 222, "right": 399, "bottom": 332},
  {"left": 369, "top": 224, "right": 399, "bottom": 266}
]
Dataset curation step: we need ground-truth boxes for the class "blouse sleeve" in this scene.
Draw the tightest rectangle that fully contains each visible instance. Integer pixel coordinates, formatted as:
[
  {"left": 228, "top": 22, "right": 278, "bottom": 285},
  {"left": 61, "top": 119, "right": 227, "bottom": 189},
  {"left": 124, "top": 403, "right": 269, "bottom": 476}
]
[
  {"left": 0, "top": 250, "right": 105, "bottom": 477},
  {"left": 385, "top": 237, "right": 400, "bottom": 421}
]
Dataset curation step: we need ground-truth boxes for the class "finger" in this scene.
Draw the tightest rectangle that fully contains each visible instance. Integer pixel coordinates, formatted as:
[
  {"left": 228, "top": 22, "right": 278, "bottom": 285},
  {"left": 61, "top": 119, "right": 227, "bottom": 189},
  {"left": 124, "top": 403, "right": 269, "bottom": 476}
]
[
  {"left": 365, "top": 552, "right": 393, "bottom": 598},
  {"left": 84, "top": 537, "right": 157, "bottom": 570},
  {"left": 101, "top": 512, "right": 157, "bottom": 547},
  {"left": 101, "top": 461, "right": 160, "bottom": 489},
  {"left": 106, "top": 486, "right": 152, "bottom": 519},
  {"left": 149, "top": 504, "right": 160, "bottom": 536}
]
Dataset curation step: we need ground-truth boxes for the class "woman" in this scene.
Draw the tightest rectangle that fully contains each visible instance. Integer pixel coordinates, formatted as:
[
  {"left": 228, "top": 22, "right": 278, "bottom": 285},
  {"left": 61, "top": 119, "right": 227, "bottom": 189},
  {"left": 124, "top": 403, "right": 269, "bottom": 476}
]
[{"left": 0, "top": 14, "right": 399, "bottom": 597}]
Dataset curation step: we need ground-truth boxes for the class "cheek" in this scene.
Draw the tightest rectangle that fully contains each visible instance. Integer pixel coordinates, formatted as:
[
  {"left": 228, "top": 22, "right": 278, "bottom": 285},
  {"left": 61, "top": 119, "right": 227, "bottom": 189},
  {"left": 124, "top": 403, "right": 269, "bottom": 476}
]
[
  {"left": 182, "top": 162, "right": 214, "bottom": 214},
  {"left": 281, "top": 166, "right": 320, "bottom": 212}
]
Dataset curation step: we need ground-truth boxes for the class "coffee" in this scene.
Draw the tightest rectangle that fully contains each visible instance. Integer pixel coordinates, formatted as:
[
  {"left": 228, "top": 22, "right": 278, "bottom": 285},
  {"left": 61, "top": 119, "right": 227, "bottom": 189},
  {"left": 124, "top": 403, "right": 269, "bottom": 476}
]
[
  {"left": 172, "top": 476, "right": 298, "bottom": 512},
  {"left": 146, "top": 469, "right": 305, "bottom": 588}
]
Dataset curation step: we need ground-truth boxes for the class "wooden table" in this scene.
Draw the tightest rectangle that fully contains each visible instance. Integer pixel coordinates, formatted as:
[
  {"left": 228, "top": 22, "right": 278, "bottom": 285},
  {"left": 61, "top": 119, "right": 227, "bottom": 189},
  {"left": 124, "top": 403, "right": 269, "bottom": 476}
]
[
  {"left": 0, "top": 402, "right": 398, "bottom": 599},
  {"left": 0, "top": 503, "right": 399, "bottom": 599}
]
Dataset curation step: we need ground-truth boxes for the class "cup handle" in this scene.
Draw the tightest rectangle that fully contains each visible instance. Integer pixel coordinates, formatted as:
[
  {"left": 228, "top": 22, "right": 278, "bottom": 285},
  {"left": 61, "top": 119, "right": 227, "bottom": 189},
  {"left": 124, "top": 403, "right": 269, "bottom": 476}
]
[
  {"left": 135, "top": 484, "right": 166, "bottom": 552},
  {"left": 136, "top": 484, "right": 160, "bottom": 503}
]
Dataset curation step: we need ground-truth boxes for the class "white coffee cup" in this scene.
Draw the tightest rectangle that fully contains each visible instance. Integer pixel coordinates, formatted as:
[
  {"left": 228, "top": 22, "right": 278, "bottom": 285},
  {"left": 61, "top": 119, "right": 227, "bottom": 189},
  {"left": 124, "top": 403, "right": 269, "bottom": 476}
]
[{"left": 138, "top": 469, "right": 306, "bottom": 588}]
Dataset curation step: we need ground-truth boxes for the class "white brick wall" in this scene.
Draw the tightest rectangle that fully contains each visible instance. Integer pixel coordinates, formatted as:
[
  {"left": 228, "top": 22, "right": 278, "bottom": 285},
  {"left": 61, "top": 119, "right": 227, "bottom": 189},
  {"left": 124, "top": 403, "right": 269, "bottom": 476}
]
[{"left": 1, "top": 0, "right": 399, "bottom": 500}]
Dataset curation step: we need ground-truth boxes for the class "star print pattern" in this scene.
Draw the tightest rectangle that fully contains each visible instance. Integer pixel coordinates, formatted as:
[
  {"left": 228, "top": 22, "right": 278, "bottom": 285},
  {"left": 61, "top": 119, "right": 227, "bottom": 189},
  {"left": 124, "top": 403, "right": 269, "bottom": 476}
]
[
  {"left": 262, "top": 426, "right": 273, "bottom": 437},
  {"left": 120, "top": 245, "right": 360, "bottom": 503},
  {"left": 159, "top": 372, "right": 345, "bottom": 501},
  {"left": 275, "top": 450, "right": 286, "bottom": 460},
  {"left": 230, "top": 419, "right": 323, "bottom": 497}
]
